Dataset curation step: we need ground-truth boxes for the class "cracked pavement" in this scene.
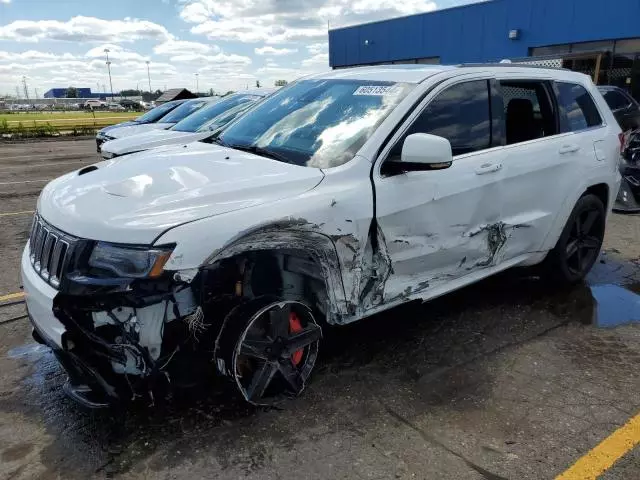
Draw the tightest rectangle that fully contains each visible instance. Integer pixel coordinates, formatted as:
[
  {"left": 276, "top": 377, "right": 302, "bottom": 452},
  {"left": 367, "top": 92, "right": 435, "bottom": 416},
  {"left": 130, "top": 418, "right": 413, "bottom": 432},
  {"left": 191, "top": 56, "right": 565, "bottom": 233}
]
[{"left": 0, "top": 139, "right": 639, "bottom": 479}]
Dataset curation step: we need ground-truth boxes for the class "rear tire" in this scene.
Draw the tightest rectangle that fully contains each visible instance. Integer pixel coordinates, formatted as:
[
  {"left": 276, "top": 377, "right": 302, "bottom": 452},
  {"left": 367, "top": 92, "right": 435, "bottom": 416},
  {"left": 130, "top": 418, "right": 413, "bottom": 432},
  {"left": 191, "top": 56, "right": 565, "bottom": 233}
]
[{"left": 542, "top": 194, "right": 605, "bottom": 284}]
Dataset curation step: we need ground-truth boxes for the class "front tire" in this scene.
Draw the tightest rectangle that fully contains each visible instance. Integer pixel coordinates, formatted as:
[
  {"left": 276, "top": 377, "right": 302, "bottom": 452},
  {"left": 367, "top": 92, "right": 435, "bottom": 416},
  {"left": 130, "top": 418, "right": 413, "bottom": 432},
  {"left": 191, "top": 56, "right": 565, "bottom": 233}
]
[
  {"left": 544, "top": 194, "right": 606, "bottom": 284},
  {"left": 216, "top": 296, "right": 321, "bottom": 406}
]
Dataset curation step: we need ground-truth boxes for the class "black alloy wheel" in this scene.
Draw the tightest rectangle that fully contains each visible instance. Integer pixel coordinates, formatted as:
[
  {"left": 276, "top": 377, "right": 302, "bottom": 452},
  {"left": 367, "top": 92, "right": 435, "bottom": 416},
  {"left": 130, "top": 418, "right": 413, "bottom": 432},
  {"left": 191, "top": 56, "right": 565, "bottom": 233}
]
[
  {"left": 564, "top": 206, "right": 605, "bottom": 277},
  {"left": 219, "top": 297, "right": 321, "bottom": 406},
  {"left": 547, "top": 194, "right": 605, "bottom": 284}
]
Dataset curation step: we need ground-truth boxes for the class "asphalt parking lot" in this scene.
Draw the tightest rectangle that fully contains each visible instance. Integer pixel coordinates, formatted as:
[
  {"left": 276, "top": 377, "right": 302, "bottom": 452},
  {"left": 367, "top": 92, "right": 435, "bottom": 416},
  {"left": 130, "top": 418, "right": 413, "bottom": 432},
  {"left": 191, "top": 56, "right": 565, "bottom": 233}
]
[{"left": 0, "top": 139, "right": 639, "bottom": 480}]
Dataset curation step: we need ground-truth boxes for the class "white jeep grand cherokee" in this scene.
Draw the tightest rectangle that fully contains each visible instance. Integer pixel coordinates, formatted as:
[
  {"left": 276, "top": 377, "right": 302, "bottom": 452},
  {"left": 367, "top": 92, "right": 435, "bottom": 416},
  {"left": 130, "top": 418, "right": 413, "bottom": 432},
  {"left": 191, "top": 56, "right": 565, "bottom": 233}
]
[{"left": 22, "top": 65, "right": 621, "bottom": 407}]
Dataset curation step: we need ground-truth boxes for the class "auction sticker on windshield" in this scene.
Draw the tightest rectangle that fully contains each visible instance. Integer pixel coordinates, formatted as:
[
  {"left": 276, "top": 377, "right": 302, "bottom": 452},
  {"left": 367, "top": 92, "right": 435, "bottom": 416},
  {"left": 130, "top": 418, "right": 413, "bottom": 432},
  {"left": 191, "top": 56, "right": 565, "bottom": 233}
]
[{"left": 353, "top": 85, "right": 399, "bottom": 96}]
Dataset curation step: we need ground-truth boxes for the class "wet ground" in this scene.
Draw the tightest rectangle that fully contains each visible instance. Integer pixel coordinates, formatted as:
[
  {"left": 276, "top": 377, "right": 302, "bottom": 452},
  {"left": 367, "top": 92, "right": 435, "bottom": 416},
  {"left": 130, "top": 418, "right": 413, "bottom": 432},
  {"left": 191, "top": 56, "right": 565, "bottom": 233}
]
[{"left": 0, "top": 139, "right": 639, "bottom": 479}]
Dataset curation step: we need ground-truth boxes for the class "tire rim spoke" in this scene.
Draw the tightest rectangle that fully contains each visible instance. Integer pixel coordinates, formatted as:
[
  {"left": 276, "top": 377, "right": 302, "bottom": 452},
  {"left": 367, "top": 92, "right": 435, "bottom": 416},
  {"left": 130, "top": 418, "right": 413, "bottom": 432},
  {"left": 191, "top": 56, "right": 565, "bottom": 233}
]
[
  {"left": 566, "top": 239, "right": 579, "bottom": 258},
  {"left": 581, "top": 210, "right": 599, "bottom": 235},
  {"left": 240, "top": 338, "right": 272, "bottom": 360},
  {"left": 277, "top": 360, "right": 305, "bottom": 394},
  {"left": 269, "top": 305, "right": 290, "bottom": 340},
  {"left": 574, "top": 216, "right": 582, "bottom": 237},
  {"left": 582, "top": 235, "right": 601, "bottom": 250},
  {"left": 246, "top": 361, "right": 277, "bottom": 401},
  {"left": 576, "top": 243, "right": 583, "bottom": 269},
  {"left": 284, "top": 324, "right": 322, "bottom": 354}
]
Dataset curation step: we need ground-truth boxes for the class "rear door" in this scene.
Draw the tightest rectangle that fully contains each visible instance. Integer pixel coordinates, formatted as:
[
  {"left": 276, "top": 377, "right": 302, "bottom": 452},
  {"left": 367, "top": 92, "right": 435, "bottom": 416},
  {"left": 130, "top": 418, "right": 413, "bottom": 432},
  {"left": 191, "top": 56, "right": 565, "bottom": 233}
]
[{"left": 498, "top": 77, "right": 605, "bottom": 261}]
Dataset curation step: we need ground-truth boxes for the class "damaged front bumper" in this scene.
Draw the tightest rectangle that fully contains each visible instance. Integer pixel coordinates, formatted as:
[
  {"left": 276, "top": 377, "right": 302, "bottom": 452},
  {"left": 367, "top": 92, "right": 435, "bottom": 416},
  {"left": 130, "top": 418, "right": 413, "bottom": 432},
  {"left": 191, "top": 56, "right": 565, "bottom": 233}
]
[
  {"left": 614, "top": 167, "right": 640, "bottom": 213},
  {"left": 21, "top": 245, "right": 208, "bottom": 409}
]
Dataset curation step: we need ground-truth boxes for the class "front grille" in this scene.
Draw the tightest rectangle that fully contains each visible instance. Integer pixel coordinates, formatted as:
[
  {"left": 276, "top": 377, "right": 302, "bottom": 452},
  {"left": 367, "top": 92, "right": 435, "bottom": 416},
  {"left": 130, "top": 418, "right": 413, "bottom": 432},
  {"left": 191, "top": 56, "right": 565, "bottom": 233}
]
[{"left": 29, "top": 215, "right": 77, "bottom": 288}]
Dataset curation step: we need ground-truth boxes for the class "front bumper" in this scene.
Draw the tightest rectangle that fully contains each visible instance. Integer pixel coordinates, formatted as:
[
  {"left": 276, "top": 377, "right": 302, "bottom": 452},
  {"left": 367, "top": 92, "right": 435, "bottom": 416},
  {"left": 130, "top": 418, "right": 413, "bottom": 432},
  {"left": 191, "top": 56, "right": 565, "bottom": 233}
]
[
  {"left": 21, "top": 242, "right": 208, "bottom": 409},
  {"left": 22, "top": 246, "right": 116, "bottom": 408},
  {"left": 21, "top": 245, "right": 65, "bottom": 348}
]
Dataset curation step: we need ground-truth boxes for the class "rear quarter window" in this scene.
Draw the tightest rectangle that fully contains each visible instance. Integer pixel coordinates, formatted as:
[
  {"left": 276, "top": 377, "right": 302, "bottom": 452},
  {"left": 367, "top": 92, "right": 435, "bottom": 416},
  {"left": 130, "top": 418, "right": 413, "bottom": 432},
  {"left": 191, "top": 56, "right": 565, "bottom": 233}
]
[{"left": 555, "top": 82, "right": 603, "bottom": 132}]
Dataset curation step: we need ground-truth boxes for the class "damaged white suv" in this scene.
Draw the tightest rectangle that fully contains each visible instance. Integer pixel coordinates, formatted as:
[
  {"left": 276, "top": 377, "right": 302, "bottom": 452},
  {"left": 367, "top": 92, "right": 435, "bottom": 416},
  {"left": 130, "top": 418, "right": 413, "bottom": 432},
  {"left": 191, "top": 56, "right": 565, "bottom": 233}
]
[{"left": 22, "top": 65, "right": 621, "bottom": 408}]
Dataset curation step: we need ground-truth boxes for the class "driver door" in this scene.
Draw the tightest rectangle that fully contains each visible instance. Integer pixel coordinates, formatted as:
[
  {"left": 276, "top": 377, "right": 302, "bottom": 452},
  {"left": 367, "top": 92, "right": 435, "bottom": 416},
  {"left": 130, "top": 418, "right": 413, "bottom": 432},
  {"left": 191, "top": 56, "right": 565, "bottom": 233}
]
[{"left": 373, "top": 76, "right": 508, "bottom": 303}]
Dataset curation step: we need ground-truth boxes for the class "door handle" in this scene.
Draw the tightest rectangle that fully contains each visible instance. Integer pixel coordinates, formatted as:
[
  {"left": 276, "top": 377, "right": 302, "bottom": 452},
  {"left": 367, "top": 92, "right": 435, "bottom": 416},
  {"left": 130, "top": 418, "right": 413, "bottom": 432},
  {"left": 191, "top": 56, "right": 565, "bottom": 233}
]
[
  {"left": 475, "top": 162, "right": 502, "bottom": 175},
  {"left": 559, "top": 144, "right": 580, "bottom": 154}
]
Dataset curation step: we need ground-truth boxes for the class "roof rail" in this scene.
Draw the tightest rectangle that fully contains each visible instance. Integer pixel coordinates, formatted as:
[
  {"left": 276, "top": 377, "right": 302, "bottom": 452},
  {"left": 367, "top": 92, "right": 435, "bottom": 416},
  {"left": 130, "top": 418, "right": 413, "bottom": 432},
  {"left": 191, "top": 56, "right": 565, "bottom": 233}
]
[{"left": 458, "top": 63, "right": 572, "bottom": 71}]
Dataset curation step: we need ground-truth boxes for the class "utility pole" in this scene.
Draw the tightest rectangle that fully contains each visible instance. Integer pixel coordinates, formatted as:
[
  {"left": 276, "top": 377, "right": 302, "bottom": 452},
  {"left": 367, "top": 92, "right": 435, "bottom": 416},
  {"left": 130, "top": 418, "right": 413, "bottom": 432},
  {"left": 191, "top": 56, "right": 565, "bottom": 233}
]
[
  {"left": 15, "top": 86, "right": 20, "bottom": 99},
  {"left": 146, "top": 61, "right": 152, "bottom": 94},
  {"left": 195, "top": 73, "right": 199, "bottom": 94},
  {"left": 34, "top": 88, "right": 39, "bottom": 99},
  {"left": 104, "top": 48, "right": 114, "bottom": 99}
]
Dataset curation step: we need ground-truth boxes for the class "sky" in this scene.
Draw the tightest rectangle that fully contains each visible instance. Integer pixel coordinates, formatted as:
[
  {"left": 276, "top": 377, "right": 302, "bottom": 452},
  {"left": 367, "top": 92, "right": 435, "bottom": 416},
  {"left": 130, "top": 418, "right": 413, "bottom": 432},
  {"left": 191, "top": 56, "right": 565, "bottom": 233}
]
[{"left": 0, "top": 0, "right": 474, "bottom": 97}]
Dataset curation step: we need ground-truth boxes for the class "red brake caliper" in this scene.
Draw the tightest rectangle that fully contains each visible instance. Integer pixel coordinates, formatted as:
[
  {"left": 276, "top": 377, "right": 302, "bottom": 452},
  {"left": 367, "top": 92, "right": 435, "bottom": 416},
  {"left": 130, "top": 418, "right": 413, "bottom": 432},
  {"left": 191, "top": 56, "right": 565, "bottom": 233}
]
[{"left": 289, "top": 312, "right": 304, "bottom": 366}]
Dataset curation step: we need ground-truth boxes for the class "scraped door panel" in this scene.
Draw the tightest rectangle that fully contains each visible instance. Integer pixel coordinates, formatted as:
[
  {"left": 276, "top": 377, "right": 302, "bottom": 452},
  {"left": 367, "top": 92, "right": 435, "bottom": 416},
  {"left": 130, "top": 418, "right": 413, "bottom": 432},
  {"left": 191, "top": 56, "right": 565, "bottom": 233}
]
[
  {"left": 375, "top": 150, "right": 507, "bottom": 302},
  {"left": 373, "top": 78, "right": 507, "bottom": 303}
]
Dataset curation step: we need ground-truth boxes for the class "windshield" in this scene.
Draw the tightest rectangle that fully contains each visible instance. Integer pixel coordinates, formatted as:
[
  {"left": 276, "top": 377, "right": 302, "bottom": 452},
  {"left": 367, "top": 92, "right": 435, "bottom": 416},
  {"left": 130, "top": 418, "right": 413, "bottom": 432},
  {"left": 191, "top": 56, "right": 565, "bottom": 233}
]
[
  {"left": 135, "top": 100, "right": 183, "bottom": 123},
  {"left": 157, "top": 99, "right": 207, "bottom": 124},
  {"left": 198, "top": 102, "right": 257, "bottom": 133},
  {"left": 219, "top": 79, "right": 414, "bottom": 168},
  {"left": 172, "top": 95, "right": 260, "bottom": 133}
]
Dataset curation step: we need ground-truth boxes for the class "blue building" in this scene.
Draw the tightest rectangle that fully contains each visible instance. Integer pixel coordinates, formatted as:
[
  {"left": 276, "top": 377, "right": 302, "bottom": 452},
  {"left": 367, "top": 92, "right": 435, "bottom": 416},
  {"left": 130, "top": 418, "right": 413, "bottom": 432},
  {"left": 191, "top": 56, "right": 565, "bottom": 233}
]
[
  {"left": 329, "top": 0, "right": 640, "bottom": 99},
  {"left": 43, "top": 88, "right": 116, "bottom": 99}
]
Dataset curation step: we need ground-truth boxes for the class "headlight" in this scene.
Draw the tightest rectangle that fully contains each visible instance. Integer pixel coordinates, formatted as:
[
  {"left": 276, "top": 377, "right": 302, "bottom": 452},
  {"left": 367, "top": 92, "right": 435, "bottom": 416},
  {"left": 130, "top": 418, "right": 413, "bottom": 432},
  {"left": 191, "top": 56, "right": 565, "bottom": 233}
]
[
  {"left": 89, "top": 243, "right": 173, "bottom": 278},
  {"left": 102, "top": 150, "right": 116, "bottom": 159}
]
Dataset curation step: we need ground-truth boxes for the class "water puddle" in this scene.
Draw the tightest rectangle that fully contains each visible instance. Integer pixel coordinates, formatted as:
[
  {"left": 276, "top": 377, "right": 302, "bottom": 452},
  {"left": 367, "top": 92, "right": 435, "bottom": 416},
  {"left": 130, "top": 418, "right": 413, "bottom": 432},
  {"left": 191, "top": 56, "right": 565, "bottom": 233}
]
[
  {"left": 590, "top": 284, "right": 640, "bottom": 328},
  {"left": 7, "top": 343, "right": 50, "bottom": 360}
]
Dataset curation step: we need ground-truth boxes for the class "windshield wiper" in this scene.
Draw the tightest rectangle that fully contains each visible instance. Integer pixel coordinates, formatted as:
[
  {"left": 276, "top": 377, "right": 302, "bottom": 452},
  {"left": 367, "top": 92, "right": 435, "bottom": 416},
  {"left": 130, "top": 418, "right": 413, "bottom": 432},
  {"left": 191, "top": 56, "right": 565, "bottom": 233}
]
[{"left": 226, "top": 144, "right": 292, "bottom": 164}]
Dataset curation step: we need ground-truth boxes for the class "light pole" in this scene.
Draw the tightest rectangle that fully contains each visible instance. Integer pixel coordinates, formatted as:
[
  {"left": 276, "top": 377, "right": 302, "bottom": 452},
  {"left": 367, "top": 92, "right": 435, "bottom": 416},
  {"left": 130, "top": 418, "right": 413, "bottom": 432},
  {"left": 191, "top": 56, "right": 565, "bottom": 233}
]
[
  {"left": 104, "top": 48, "right": 114, "bottom": 99},
  {"left": 146, "top": 61, "right": 152, "bottom": 95},
  {"left": 22, "top": 76, "right": 29, "bottom": 102},
  {"left": 195, "top": 73, "right": 199, "bottom": 95}
]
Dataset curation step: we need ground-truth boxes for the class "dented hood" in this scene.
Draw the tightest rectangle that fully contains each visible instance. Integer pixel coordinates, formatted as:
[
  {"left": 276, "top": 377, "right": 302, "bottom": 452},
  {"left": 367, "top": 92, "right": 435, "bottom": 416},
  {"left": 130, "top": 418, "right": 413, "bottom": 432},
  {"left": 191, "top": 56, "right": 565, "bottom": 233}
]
[{"left": 38, "top": 142, "right": 325, "bottom": 244}]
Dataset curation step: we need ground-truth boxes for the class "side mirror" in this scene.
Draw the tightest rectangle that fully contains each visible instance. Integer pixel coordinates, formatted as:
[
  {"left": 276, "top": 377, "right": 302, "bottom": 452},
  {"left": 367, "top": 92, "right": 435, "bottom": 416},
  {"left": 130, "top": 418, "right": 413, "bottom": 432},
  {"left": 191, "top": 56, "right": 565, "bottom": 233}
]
[{"left": 385, "top": 133, "right": 453, "bottom": 175}]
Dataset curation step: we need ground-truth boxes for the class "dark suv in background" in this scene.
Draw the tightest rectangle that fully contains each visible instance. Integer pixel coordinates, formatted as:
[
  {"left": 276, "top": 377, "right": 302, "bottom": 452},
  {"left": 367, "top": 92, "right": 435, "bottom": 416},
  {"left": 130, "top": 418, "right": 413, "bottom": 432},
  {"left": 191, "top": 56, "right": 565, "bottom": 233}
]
[
  {"left": 598, "top": 85, "right": 640, "bottom": 131},
  {"left": 598, "top": 86, "right": 640, "bottom": 212}
]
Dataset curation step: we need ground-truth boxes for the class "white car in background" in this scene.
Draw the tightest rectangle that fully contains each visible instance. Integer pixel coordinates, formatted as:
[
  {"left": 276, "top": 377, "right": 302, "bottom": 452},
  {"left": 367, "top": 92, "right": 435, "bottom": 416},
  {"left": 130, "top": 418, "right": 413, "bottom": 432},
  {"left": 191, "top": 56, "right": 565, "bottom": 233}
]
[
  {"left": 107, "top": 103, "right": 126, "bottom": 111},
  {"left": 84, "top": 99, "right": 106, "bottom": 109},
  {"left": 95, "top": 99, "right": 187, "bottom": 151},
  {"left": 101, "top": 98, "right": 210, "bottom": 142},
  {"left": 100, "top": 89, "right": 275, "bottom": 159}
]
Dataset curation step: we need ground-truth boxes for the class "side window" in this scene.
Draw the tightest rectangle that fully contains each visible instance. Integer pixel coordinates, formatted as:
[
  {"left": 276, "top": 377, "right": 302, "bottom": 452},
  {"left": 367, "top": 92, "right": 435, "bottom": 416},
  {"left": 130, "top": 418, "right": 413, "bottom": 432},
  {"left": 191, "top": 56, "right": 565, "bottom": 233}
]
[
  {"left": 602, "top": 90, "right": 631, "bottom": 110},
  {"left": 500, "top": 80, "right": 557, "bottom": 145},
  {"left": 390, "top": 80, "right": 491, "bottom": 158},
  {"left": 555, "top": 82, "right": 603, "bottom": 133}
]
